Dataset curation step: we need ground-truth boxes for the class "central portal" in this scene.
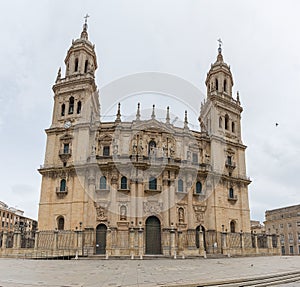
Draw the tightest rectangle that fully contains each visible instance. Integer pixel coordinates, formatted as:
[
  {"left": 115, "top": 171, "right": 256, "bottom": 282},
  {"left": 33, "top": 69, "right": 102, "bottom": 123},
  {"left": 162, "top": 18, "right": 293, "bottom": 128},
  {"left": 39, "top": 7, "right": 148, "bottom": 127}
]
[
  {"left": 96, "top": 224, "right": 107, "bottom": 254},
  {"left": 145, "top": 216, "right": 162, "bottom": 254}
]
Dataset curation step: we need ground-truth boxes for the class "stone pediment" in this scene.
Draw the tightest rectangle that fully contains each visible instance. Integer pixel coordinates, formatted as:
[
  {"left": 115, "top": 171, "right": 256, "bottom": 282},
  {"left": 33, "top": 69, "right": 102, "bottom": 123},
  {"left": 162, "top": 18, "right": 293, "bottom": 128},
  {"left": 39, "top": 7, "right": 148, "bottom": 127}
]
[
  {"left": 98, "top": 134, "right": 112, "bottom": 142},
  {"left": 132, "top": 119, "right": 175, "bottom": 134},
  {"left": 60, "top": 133, "right": 73, "bottom": 141}
]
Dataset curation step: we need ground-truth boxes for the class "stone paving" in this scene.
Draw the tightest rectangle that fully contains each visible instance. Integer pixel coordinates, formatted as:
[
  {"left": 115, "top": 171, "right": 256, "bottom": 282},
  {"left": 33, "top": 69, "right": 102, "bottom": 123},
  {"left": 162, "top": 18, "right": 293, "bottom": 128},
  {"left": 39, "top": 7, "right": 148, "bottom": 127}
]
[{"left": 0, "top": 256, "right": 299, "bottom": 287}]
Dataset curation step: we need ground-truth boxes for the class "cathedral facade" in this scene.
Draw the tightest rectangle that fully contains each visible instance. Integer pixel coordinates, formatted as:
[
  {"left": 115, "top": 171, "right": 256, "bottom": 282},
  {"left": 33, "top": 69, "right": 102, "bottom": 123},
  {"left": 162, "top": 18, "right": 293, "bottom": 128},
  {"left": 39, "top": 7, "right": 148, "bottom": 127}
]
[{"left": 38, "top": 22, "right": 251, "bottom": 256}]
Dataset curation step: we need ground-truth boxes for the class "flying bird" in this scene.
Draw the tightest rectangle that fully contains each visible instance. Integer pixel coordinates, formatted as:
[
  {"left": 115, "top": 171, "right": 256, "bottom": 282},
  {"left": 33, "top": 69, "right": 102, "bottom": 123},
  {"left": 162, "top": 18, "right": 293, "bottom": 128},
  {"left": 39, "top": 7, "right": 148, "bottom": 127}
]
[{"left": 275, "top": 123, "right": 279, "bottom": 127}]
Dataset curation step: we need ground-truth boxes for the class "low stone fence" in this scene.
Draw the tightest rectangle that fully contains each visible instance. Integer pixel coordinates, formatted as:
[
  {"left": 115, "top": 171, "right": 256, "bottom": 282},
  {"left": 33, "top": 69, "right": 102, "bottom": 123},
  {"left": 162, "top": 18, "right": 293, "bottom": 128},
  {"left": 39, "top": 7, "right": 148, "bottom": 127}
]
[{"left": 0, "top": 228, "right": 280, "bottom": 259}]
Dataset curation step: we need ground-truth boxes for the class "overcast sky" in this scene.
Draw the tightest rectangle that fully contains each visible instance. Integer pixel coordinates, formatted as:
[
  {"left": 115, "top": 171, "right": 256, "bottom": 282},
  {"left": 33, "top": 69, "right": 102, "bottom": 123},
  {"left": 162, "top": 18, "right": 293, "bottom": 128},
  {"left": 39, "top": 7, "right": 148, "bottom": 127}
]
[{"left": 0, "top": 0, "right": 299, "bottom": 222}]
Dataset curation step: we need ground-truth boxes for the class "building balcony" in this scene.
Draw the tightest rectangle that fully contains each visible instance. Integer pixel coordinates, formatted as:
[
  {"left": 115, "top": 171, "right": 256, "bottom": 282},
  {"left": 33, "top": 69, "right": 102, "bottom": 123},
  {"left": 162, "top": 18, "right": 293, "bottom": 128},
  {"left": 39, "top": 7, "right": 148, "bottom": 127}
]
[
  {"left": 59, "top": 149, "right": 72, "bottom": 162},
  {"left": 56, "top": 187, "right": 68, "bottom": 197},
  {"left": 95, "top": 187, "right": 110, "bottom": 194},
  {"left": 228, "top": 195, "right": 238, "bottom": 202},
  {"left": 193, "top": 192, "right": 207, "bottom": 201},
  {"left": 144, "top": 183, "right": 162, "bottom": 193},
  {"left": 118, "top": 186, "right": 130, "bottom": 193},
  {"left": 225, "top": 161, "right": 236, "bottom": 170}
]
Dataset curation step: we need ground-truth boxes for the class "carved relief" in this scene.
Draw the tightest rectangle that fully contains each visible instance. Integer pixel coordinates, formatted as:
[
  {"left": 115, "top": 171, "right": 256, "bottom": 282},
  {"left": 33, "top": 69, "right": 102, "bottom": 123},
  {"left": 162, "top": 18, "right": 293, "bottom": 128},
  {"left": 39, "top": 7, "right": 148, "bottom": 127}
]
[
  {"left": 94, "top": 203, "right": 108, "bottom": 221},
  {"left": 143, "top": 201, "right": 163, "bottom": 216},
  {"left": 193, "top": 205, "right": 207, "bottom": 223}
]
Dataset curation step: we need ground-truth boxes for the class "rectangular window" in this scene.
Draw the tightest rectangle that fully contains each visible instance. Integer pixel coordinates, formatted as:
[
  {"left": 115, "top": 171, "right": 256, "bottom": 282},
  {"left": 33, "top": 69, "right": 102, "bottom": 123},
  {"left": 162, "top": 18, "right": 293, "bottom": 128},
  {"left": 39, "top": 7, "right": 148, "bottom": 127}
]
[
  {"left": 288, "top": 233, "right": 294, "bottom": 243},
  {"left": 1, "top": 221, "right": 4, "bottom": 227},
  {"left": 281, "top": 246, "right": 285, "bottom": 255},
  {"left": 63, "top": 143, "right": 70, "bottom": 154},
  {"left": 280, "top": 223, "right": 283, "bottom": 228},
  {"left": 192, "top": 153, "right": 198, "bottom": 163},
  {"left": 297, "top": 222, "right": 300, "bottom": 227},
  {"left": 290, "top": 246, "right": 294, "bottom": 254},
  {"left": 227, "top": 156, "right": 232, "bottom": 165},
  {"left": 103, "top": 146, "right": 110, "bottom": 156},
  {"left": 288, "top": 222, "right": 292, "bottom": 228}
]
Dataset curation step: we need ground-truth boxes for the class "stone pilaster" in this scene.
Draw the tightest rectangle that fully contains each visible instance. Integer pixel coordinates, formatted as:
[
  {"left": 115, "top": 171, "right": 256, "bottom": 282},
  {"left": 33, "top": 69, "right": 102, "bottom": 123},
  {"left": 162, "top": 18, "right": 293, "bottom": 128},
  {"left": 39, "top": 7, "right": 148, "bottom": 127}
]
[
  {"left": 199, "top": 229, "right": 206, "bottom": 258},
  {"left": 254, "top": 234, "right": 259, "bottom": 254},
  {"left": 177, "top": 230, "right": 183, "bottom": 257},
  {"left": 138, "top": 227, "right": 144, "bottom": 259},
  {"left": 267, "top": 234, "right": 273, "bottom": 252},
  {"left": 34, "top": 231, "right": 39, "bottom": 250},
  {"left": 169, "top": 179, "right": 175, "bottom": 226},
  {"left": 106, "top": 227, "right": 112, "bottom": 259},
  {"left": 76, "top": 230, "right": 83, "bottom": 255},
  {"left": 129, "top": 228, "right": 135, "bottom": 258},
  {"left": 13, "top": 230, "right": 21, "bottom": 249},
  {"left": 2, "top": 231, "right": 7, "bottom": 249},
  {"left": 240, "top": 232, "right": 245, "bottom": 254},
  {"left": 170, "top": 227, "right": 176, "bottom": 258},
  {"left": 53, "top": 230, "right": 58, "bottom": 251}
]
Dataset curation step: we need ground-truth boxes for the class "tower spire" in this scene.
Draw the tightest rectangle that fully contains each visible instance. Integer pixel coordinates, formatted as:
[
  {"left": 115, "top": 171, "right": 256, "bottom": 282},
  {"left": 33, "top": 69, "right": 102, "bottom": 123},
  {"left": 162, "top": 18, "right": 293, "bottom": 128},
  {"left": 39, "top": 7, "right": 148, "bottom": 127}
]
[
  {"left": 81, "top": 14, "right": 90, "bottom": 40},
  {"left": 151, "top": 105, "right": 156, "bottom": 120},
  {"left": 184, "top": 110, "right": 189, "bottom": 129},
  {"left": 115, "top": 103, "right": 121, "bottom": 123},
  {"left": 217, "top": 38, "right": 224, "bottom": 62},
  {"left": 166, "top": 106, "right": 170, "bottom": 124},
  {"left": 136, "top": 103, "right": 141, "bottom": 121}
]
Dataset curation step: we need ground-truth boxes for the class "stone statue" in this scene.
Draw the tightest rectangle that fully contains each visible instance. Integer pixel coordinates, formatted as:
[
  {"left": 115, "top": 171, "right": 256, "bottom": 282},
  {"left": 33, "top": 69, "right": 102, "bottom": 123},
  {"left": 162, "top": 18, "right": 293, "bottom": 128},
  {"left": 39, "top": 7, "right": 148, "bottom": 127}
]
[
  {"left": 178, "top": 208, "right": 184, "bottom": 223},
  {"left": 120, "top": 205, "right": 127, "bottom": 221}
]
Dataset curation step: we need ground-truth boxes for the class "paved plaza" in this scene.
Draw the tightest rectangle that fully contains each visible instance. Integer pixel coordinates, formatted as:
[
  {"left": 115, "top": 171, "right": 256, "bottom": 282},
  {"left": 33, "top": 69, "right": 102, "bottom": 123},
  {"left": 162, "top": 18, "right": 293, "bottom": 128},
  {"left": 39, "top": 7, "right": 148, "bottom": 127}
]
[{"left": 0, "top": 256, "right": 299, "bottom": 287}]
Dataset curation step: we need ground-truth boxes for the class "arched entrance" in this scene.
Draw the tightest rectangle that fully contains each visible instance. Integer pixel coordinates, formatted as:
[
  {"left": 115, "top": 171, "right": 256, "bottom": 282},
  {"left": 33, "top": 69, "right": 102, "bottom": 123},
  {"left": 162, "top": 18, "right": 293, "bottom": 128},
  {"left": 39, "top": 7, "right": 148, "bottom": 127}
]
[
  {"left": 145, "top": 216, "right": 162, "bottom": 254},
  {"left": 195, "top": 225, "right": 206, "bottom": 251},
  {"left": 96, "top": 224, "right": 107, "bottom": 254}
]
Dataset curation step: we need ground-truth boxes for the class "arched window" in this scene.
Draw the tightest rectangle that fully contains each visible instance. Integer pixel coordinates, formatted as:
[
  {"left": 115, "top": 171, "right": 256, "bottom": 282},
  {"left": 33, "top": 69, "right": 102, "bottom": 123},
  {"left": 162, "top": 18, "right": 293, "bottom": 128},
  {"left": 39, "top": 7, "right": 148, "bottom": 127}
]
[
  {"left": 68, "top": 97, "right": 74, "bottom": 114},
  {"left": 60, "top": 179, "right": 66, "bottom": 192},
  {"left": 84, "top": 60, "right": 89, "bottom": 73},
  {"left": 230, "top": 220, "right": 236, "bottom": 233},
  {"left": 121, "top": 176, "right": 127, "bottom": 189},
  {"left": 178, "top": 179, "right": 183, "bottom": 192},
  {"left": 148, "top": 140, "right": 156, "bottom": 156},
  {"left": 57, "top": 216, "right": 65, "bottom": 230},
  {"left": 225, "top": 114, "right": 229, "bottom": 130},
  {"left": 224, "top": 79, "right": 227, "bottom": 92},
  {"left": 219, "top": 116, "right": 222, "bottom": 128},
  {"left": 196, "top": 181, "right": 202, "bottom": 194},
  {"left": 61, "top": 104, "right": 65, "bottom": 116},
  {"left": 149, "top": 177, "right": 157, "bottom": 190},
  {"left": 77, "top": 101, "right": 82, "bottom": 114},
  {"left": 229, "top": 187, "right": 234, "bottom": 199},
  {"left": 215, "top": 78, "right": 219, "bottom": 91},
  {"left": 74, "top": 58, "right": 79, "bottom": 72},
  {"left": 232, "top": 122, "right": 235, "bottom": 133},
  {"left": 100, "top": 176, "right": 107, "bottom": 190}
]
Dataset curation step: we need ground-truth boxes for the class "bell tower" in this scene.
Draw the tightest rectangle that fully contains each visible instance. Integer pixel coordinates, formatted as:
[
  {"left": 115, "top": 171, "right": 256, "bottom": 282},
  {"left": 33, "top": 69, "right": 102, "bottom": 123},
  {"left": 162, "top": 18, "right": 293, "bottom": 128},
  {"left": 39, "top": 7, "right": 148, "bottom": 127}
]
[
  {"left": 199, "top": 41, "right": 251, "bottom": 233},
  {"left": 38, "top": 18, "right": 100, "bottom": 230},
  {"left": 51, "top": 16, "right": 100, "bottom": 129}
]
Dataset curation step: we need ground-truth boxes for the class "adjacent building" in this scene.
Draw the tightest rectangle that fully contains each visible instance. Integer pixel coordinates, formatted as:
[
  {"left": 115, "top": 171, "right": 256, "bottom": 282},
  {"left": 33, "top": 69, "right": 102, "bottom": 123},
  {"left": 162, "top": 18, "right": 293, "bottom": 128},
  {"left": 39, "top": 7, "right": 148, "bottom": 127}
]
[
  {"left": 0, "top": 201, "right": 37, "bottom": 248},
  {"left": 265, "top": 204, "right": 300, "bottom": 255}
]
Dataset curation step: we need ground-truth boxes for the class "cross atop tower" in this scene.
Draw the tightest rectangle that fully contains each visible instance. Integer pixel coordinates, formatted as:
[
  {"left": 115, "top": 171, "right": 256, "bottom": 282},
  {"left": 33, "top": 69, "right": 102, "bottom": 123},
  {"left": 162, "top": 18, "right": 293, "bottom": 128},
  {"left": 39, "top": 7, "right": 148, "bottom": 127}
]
[
  {"left": 84, "top": 14, "right": 90, "bottom": 25},
  {"left": 217, "top": 38, "right": 223, "bottom": 48}
]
